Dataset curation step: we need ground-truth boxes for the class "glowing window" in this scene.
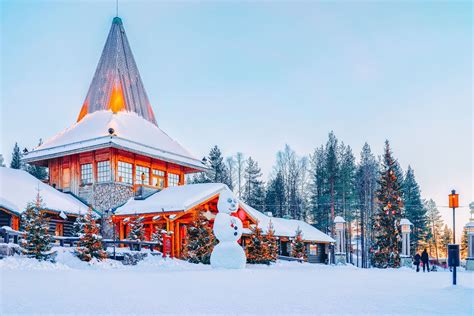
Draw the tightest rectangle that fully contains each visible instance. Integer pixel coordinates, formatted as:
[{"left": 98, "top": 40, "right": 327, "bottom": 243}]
[
  {"left": 80, "top": 163, "right": 93, "bottom": 185},
  {"left": 118, "top": 161, "right": 133, "bottom": 184},
  {"left": 97, "top": 161, "right": 111, "bottom": 183},
  {"left": 135, "top": 165, "right": 150, "bottom": 185},
  {"left": 152, "top": 169, "right": 165, "bottom": 188}
]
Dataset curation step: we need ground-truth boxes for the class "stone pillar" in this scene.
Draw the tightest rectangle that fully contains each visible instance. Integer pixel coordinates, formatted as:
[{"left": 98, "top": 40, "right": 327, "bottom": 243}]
[
  {"left": 400, "top": 218, "right": 413, "bottom": 267},
  {"left": 465, "top": 202, "right": 474, "bottom": 271},
  {"left": 334, "top": 216, "right": 346, "bottom": 264}
]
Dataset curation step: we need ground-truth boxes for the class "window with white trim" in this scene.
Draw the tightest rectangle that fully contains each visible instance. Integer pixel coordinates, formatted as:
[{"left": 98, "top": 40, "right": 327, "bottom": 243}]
[
  {"left": 80, "top": 163, "right": 93, "bottom": 185},
  {"left": 118, "top": 161, "right": 133, "bottom": 184},
  {"left": 97, "top": 160, "right": 111, "bottom": 183},
  {"left": 135, "top": 165, "right": 150, "bottom": 185},
  {"left": 167, "top": 173, "right": 180, "bottom": 187}
]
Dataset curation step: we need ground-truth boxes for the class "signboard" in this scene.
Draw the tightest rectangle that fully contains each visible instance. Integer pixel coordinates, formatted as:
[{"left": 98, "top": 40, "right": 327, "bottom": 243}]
[{"left": 448, "top": 244, "right": 460, "bottom": 267}]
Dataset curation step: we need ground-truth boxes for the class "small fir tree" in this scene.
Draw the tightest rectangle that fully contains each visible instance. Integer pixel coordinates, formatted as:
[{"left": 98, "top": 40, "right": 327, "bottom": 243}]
[
  {"left": 151, "top": 224, "right": 170, "bottom": 252},
  {"left": 182, "top": 212, "right": 216, "bottom": 264},
  {"left": 128, "top": 216, "right": 145, "bottom": 241},
  {"left": 291, "top": 227, "right": 306, "bottom": 260},
  {"left": 265, "top": 221, "right": 279, "bottom": 262},
  {"left": 21, "top": 192, "right": 55, "bottom": 261},
  {"left": 72, "top": 213, "right": 86, "bottom": 237},
  {"left": 441, "top": 225, "right": 452, "bottom": 258},
  {"left": 76, "top": 207, "right": 107, "bottom": 262},
  {"left": 372, "top": 141, "right": 403, "bottom": 268},
  {"left": 247, "top": 222, "right": 271, "bottom": 264},
  {"left": 10, "top": 142, "right": 22, "bottom": 169}
]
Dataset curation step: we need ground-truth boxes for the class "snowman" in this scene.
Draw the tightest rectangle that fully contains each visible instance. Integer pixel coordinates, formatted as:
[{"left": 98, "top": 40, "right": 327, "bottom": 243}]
[{"left": 210, "top": 190, "right": 246, "bottom": 269}]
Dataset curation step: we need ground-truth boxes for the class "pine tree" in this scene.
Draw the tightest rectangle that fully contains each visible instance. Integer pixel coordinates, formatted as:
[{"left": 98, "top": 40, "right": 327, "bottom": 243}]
[
  {"left": 265, "top": 221, "right": 279, "bottom": 262},
  {"left": 372, "top": 141, "right": 403, "bottom": 268},
  {"left": 72, "top": 213, "right": 86, "bottom": 237},
  {"left": 243, "top": 157, "right": 265, "bottom": 209},
  {"left": 26, "top": 139, "right": 48, "bottom": 180},
  {"left": 76, "top": 207, "right": 107, "bottom": 262},
  {"left": 0, "top": 154, "right": 5, "bottom": 167},
  {"left": 310, "top": 146, "right": 328, "bottom": 232},
  {"left": 10, "top": 142, "right": 22, "bottom": 169},
  {"left": 291, "top": 227, "right": 306, "bottom": 260},
  {"left": 356, "top": 143, "right": 379, "bottom": 268},
  {"left": 128, "top": 216, "right": 145, "bottom": 241},
  {"left": 324, "top": 132, "right": 339, "bottom": 237},
  {"left": 425, "top": 199, "right": 443, "bottom": 262},
  {"left": 402, "top": 166, "right": 429, "bottom": 254},
  {"left": 336, "top": 144, "right": 357, "bottom": 262},
  {"left": 246, "top": 222, "right": 270, "bottom": 264},
  {"left": 440, "top": 225, "right": 452, "bottom": 258},
  {"left": 21, "top": 192, "right": 55, "bottom": 261},
  {"left": 265, "top": 171, "right": 286, "bottom": 217},
  {"left": 182, "top": 212, "right": 216, "bottom": 264}
]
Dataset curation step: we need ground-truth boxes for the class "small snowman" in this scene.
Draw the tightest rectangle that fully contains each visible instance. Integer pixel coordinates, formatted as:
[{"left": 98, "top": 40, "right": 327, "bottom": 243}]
[{"left": 210, "top": 190, "right": 246, "bottom": 269}]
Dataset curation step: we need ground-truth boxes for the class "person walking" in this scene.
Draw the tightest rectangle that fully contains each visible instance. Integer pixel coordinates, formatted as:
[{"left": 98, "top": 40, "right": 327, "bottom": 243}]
[
  {"left": 414, "top": 252, "right": 421, "bottom": 272},
  {"left": 421, "top": 248, "right": 430, "bottom": 272}
]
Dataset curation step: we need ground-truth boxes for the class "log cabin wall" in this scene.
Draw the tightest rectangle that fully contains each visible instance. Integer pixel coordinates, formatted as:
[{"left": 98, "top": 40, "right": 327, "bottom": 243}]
[{"left": 47, "top": 148, "right": 188, "bottom": 211}]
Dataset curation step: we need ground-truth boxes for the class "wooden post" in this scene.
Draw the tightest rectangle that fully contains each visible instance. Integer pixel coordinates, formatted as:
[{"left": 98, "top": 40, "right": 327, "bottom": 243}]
[
  {"left": 175, "top": 222, "right": 180, "bottom": 258},
  {"left": 169, "top": 221, "right": 175, "bottom": 258}
]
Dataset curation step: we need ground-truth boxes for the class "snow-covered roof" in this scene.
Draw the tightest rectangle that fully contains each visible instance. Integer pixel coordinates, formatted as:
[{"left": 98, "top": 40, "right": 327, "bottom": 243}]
[
  {"left": 23, "top": 111, "right": 206, "bottom": 171},
  {"left": 115, "top": 183, "right": 334, "bottom": 243},
  {"left": 115, "top": 183, "right": 227, "bottom": 215},
  {"left": 0, "top": 167, "right": 88, "bottom": 216},
  {"left": 240, "top": 202, "right": 335, "bottom": 243}
]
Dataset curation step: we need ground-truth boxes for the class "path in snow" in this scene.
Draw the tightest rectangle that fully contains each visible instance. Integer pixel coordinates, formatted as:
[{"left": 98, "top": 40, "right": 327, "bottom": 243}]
[{"left": 0, "top": 250, "right": 472, "bottom": 315}]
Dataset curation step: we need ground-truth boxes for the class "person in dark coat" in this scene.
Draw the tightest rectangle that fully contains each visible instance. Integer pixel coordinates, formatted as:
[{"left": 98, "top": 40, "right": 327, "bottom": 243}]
[
  {"left": 421, "top": 248, "right": 430, "bottom": 272},
  {"left": 414, "top": 253, "right": 421, "bottom": 272}
]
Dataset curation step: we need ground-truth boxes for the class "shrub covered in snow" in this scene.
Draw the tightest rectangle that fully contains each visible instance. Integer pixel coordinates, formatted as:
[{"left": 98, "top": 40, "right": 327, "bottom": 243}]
[{"left": 122, "top": 252, "right": 148, "bottom": 265}]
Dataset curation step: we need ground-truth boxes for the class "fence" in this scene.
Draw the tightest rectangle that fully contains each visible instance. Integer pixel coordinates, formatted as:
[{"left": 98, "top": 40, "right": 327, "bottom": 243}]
[{"left": 0, "top": 227, "right": 161, "bottom": 253}]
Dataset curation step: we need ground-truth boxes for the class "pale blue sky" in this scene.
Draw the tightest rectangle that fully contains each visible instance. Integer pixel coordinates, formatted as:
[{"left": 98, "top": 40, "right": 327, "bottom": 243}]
[{"left": 1, "top": 1, "right": 472, "bottom": 230}]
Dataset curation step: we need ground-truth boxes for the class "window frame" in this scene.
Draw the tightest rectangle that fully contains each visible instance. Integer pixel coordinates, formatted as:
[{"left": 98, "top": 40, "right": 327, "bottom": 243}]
[
  {"left": 96, "top": 160, "right": 111, "bottom": 183},
  {"left": 80, "top": 163, "right": 93, "bottom": 185},
  {"left": 117, "top": 161, "right": 133, "bottom": 185}
]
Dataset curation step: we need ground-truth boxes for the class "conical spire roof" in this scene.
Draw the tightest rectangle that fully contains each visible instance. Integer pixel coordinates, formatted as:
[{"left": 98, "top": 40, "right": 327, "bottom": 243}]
[{"left": 77, "top": 17, "right": 157, "bottom": 125}]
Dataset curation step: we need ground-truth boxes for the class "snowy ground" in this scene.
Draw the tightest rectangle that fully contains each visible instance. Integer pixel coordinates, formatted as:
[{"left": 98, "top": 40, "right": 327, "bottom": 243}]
[{"left": 1, "top": 248, "right": 472, "bottom": 315}]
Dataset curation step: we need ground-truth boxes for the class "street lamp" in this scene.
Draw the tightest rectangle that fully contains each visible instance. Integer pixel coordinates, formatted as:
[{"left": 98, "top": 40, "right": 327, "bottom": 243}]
[{"left": 448, "top": 190, "right": 460, "bottom": 285}]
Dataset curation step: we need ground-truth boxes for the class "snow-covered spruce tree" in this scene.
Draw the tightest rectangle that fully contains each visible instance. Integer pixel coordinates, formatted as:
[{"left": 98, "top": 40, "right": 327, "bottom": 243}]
[
  {"left": 21, "top": 192, "right": 55, "bottom": 261},
  {"left": 76, "top": 207, "right": 107, "bottom": 262},
  {"left": 26, "top": 139, "right": 48, "bottom": 180},
  {"left": 246, "top": 222, "right": 270, "bottom": 264},
  {"left": 151, "top": 224, "right": 165, "bottom": 249},
  {"left": 265, "top": 170, "right": 286, "bottom": 218},
  {"left": 72, "top": 213, "right": 86, "bottom": 237},
  {"left": 243, "top": 156, "right": 265, "bottom": 210},
  {"left": 402, "top": 166, "right": 429, "bottom": 254},
  {"left": 128, "top": 216, "right": 145, "bottom": 241},
  {"left": 0, "top": 154, "right": 5, "bottom": 167},
  {"left": 10, "top": 142, "right": 22, "bottom": 169},
  {"left": 372, "top": 141, "right": 403, "bottom": 268},
  {"left": 291, "top": 227, "right": 306, "bottom": 260},
  {"left": 265, "top": 220, "right": 279, "bottom": 262},
  {"left": 182, "top": 212, "right": 215, "bottom": 264}
]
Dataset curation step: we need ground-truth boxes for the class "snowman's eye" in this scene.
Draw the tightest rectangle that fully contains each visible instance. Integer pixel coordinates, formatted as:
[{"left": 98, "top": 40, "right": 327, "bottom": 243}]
[{"left": 227, "top": 198, "right": 232, "bottom": 203}]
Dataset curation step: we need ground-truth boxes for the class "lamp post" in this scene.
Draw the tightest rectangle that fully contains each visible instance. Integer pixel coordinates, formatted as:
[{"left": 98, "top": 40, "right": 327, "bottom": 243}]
[
  {"left": 448, "top": 190, "right": 460, "bottom": 285},
  {"left": 334, "top": 216, "right": 346, "bottom": 264},
  {"left": 400, "top": 218, "right": 413, "bottom": 267}
]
